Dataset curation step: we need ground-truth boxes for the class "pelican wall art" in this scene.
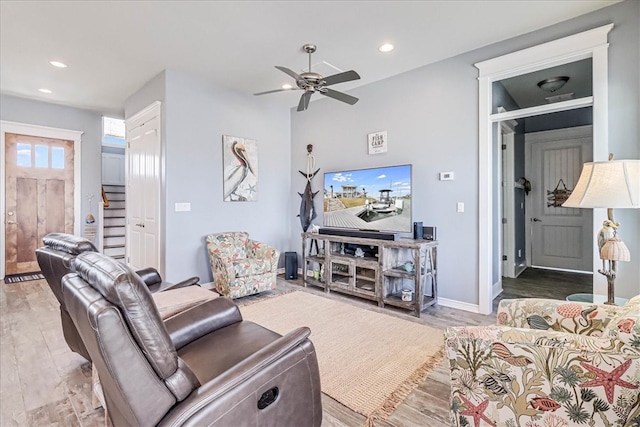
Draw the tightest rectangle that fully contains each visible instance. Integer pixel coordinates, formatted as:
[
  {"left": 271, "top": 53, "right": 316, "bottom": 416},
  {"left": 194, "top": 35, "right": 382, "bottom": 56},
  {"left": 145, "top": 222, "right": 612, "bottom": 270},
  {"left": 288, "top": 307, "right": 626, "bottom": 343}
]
[{"left": 222, "top": 135, "right": 258, "bottom": 202}]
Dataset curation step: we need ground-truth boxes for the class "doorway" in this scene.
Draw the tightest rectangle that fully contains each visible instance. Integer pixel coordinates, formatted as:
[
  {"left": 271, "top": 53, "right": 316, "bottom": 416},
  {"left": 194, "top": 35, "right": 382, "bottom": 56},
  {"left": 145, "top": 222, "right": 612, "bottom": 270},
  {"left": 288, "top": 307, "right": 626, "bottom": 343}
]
[
  {"left": 475, "top": 24, "right": 613, "bottom": 314},
  {"left": 1, "top": 121, "right": 82, "bottom": 279}
]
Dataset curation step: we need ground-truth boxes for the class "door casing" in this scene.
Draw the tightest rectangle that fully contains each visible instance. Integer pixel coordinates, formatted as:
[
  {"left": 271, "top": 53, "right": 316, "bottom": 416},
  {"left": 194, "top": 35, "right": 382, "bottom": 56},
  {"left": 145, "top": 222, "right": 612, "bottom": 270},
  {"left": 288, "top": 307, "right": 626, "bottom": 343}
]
[
  {"left": 1, "top": 120, "right": 82, "bottom": 279},
  {"left": 475, "top": 24, "right": 612, "bottom": 314}
]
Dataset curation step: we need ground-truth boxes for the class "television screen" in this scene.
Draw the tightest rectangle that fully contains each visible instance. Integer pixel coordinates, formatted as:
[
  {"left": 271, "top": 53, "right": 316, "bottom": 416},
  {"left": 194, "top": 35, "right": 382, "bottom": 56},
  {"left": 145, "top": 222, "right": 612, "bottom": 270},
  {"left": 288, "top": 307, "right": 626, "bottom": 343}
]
[{"left": 323, "top": 164, "right": 412, "bottom": 233}]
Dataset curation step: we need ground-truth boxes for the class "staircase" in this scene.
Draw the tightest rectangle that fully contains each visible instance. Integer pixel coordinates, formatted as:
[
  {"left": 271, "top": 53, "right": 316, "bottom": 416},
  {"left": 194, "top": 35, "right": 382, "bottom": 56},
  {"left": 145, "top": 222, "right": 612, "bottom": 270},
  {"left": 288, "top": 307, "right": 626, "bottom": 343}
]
[{"left": 102, "top": 185, "right": 126, "bottom": 260}]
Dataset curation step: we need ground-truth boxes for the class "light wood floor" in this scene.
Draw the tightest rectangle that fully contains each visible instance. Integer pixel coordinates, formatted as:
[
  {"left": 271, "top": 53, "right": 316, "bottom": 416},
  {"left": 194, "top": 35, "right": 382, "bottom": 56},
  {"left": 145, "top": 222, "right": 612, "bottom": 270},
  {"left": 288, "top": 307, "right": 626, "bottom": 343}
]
[{"left": 0, "top": 268, "right": 590, "bottom": 426}]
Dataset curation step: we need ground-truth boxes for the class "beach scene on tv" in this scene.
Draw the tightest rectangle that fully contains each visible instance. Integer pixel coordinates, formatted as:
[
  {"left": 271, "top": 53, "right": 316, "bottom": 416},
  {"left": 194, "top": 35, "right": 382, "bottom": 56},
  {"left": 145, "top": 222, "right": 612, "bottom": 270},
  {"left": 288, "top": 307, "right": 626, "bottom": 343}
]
[{"left": 323, "top": 164, "right": 412, "bottom": 233}]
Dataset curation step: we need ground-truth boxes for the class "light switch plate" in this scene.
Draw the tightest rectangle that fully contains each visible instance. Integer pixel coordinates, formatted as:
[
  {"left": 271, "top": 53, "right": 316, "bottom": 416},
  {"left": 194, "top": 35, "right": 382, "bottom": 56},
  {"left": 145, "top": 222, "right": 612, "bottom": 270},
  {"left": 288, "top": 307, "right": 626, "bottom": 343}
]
[
  {"left": 456, "top": 202, "right": 464, "bottom": 213},
  {"left": 439, "top": 171, "right": 454, "bottom": 181},
  {"left": 175, "top": 202, "right": 191, "bottom": 212}
]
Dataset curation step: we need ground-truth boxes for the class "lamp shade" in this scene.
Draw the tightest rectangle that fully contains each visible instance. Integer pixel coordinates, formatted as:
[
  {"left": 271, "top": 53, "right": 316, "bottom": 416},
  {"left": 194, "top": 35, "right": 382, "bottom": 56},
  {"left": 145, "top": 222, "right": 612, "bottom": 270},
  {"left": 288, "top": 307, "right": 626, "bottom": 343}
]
[
  {"left": 600, "top": 237, "right": 631, "bottom": 261},
  {"left": 562, "top": 159, "right": 640, "bottom": 208}
]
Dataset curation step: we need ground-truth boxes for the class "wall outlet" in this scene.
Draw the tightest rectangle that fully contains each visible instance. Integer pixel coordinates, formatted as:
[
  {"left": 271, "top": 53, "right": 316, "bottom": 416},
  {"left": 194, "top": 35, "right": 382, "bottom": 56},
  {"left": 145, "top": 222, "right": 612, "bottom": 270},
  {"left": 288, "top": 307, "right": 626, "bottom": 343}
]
[
  {"left": 175, "top": 202, "right": 191, "bottom": 212},
  {"left": 439, "top": 171, "right": 454, "bottom": 181}
]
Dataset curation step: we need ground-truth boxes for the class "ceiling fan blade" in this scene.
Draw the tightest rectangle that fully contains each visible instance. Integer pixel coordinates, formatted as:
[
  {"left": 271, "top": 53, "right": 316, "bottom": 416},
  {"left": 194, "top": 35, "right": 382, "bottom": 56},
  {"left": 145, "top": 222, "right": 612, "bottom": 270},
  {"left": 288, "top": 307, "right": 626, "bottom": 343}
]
[
  {"left": 297, "top": 91, "right": 312, "bottom": 111},
  {"left": 320, "top": 88, "right": 359, "bottom": 105},
  {"left": 275, "top": 66, "right": 301, "bottom": 81},
  {"left": 254, "top": 88, "right": 299, "bottom": 96},
  {"left": 323, "top": 70, "right": 361, "bottom": 86}
]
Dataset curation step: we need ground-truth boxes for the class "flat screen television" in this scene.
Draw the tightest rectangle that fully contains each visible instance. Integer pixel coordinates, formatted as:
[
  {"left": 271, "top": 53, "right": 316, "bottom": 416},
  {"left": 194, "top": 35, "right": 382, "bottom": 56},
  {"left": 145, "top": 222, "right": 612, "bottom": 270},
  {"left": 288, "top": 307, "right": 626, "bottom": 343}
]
[{"left": 323, "top": 164, "right": 412, "bottom": 233}]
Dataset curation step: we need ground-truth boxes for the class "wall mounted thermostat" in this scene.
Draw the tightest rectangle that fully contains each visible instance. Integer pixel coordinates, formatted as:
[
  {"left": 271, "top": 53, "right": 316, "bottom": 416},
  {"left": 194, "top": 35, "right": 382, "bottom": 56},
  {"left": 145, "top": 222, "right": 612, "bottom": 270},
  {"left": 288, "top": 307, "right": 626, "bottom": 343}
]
[{"left": 439, "top": 171, "right": 454, "bottom": 181}]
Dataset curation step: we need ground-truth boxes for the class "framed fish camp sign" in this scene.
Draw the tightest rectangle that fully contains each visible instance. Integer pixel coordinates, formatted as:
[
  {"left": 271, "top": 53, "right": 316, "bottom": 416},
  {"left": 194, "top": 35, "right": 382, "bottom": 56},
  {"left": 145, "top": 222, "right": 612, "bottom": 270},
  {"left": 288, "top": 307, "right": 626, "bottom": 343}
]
[
  {"left": 367, "top": 130, "right": 387, "bottom": 155},
  {"left": 222, "top": 135, "right": 258, "bottom": 201}
]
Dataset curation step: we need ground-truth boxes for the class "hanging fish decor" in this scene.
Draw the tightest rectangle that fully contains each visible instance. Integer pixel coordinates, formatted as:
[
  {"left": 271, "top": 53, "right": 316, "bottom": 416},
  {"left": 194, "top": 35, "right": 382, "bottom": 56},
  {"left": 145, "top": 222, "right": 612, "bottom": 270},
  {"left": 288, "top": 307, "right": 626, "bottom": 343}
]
[
  {"left": 547, "top": 178, "right": 573, "bottom": 207},
  {"left": 298, "top": 144, "right": 319, "bottom": 232}
]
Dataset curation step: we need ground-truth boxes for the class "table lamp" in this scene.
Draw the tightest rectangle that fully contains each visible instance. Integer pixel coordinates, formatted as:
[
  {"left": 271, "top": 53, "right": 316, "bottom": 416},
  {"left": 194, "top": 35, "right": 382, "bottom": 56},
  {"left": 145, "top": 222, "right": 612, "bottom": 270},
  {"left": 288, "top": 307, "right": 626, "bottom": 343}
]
[{"left": 562, "top": 154, "right": 639, "bottom": 304}]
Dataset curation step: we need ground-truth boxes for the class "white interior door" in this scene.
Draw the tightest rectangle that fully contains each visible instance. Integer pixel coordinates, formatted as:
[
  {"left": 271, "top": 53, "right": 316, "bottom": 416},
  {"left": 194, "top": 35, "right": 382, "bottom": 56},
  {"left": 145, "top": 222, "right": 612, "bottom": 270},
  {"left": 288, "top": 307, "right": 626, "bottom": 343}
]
[
  {"left": 526, "top": 126, "right": 592, "bottom": 272},
  {"left": 126, "top": 104, "right": 161, "bottom": 273}
]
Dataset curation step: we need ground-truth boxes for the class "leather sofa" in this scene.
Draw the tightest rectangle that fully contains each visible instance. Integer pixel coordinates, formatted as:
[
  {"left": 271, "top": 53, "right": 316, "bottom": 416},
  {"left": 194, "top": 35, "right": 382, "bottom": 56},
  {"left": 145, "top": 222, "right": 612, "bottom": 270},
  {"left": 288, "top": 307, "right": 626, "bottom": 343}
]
[
  {"left": 62, "top": 251, "right": 322, "bottom": 426},
  {"left": 36, "top": 232, "right": 200, "bottom": 361}
]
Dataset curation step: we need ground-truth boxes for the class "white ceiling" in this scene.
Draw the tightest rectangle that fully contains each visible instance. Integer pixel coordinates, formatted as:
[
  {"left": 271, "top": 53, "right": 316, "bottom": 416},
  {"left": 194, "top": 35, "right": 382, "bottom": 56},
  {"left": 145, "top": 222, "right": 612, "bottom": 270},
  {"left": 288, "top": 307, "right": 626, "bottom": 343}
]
[{"left": 0, "top": 1, "right": 619, "bottom": 115}]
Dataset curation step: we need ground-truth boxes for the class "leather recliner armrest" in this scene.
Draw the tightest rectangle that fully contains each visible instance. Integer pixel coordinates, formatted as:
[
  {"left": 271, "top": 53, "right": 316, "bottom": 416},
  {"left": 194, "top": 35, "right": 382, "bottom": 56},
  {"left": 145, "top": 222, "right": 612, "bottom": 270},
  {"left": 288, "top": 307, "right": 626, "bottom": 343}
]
[
  {"left": 136, "top": 267, "right": 163, "bottom": 287},
  {"left": 164, "top": 298, "right": 242, "bottom": 349},
  {"left": 162, "top": 276, "right": 200, "bottom": 290},
  {"left": 158, "top": 327, "right": 314, "bottom": 426},
  {"left": 137, "top": 267, "right": 200, "bottom": 293}
]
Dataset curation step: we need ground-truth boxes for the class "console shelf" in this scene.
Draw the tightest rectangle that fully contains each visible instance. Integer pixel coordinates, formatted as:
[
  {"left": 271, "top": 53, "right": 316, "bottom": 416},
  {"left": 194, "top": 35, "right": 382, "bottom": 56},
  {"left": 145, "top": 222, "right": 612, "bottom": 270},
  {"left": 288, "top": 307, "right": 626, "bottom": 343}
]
[{"left": 301, "top": 232, "right": 438, "bottom": 317}]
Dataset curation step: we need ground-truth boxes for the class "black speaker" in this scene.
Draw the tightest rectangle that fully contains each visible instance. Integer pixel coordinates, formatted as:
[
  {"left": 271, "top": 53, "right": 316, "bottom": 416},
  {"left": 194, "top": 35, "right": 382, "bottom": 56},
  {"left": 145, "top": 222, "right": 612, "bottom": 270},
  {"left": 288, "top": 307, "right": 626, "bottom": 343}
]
[
  {"left": 423, "top": 226, "right": 437, "bottom": 241},
  {"left": 413, "top": 222, "right": 423, "bottom": 240},
  {"left": 318, "top": 228, "right": 396, "bottom": 240},
  {"left": 284, "top": 252, "right": 298, "bottom": 280}
]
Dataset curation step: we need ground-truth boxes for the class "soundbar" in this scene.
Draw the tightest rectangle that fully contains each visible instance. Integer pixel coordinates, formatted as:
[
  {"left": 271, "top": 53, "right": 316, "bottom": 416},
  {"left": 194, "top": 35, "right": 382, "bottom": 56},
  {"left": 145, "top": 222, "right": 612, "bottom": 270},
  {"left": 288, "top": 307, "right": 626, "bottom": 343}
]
[{"left": 318, "top": 228, "right": 397, "bottom": 241}]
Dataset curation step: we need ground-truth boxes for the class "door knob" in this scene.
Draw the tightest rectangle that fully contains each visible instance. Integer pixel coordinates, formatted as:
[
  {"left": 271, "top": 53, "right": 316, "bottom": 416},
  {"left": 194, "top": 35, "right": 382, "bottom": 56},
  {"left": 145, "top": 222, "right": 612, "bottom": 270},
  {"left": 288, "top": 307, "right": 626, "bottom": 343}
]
[
  {"left": 7, "top": 220, "right": 17, "bottom": 225},
  {"left": 531, "top": 218, "right": 542, "bottom": 222}
]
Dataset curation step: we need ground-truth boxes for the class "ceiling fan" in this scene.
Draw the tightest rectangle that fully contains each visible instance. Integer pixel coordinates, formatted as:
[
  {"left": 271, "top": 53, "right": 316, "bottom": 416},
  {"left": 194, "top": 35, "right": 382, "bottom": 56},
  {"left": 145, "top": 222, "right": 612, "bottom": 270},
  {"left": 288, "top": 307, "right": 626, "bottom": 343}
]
[{"left": 254, "top": 44, "right": 361, "bottom": 112}]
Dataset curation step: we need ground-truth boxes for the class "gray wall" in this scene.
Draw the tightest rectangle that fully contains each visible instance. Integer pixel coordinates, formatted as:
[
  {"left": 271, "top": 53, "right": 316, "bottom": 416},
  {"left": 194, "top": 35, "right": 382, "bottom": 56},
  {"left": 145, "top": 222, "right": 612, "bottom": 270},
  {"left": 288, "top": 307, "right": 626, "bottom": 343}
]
[
  {"left": 290, "top": 0, "right": 639, "bottom": 303},
  {"left": 125, "top": 70, "right": 291, "bottom": 283},
  {"left": 0, "top": 94, "right": 103, "bottom": 240}
]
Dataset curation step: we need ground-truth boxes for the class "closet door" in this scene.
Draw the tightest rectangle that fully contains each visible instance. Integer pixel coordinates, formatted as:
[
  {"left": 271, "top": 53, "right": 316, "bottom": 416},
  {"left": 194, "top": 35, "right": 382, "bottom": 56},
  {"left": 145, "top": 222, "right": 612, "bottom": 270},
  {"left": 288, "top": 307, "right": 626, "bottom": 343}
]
[{"left": 125, "top": 102, "right": 161, "bottom": 273}]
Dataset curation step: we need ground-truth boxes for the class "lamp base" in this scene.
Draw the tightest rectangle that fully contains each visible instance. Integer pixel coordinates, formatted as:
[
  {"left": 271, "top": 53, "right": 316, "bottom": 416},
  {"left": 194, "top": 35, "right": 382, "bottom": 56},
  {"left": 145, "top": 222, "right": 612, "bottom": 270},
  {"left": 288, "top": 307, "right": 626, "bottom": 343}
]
[{"left": 598, "top": 262, "right": 617, "bottom": 305}]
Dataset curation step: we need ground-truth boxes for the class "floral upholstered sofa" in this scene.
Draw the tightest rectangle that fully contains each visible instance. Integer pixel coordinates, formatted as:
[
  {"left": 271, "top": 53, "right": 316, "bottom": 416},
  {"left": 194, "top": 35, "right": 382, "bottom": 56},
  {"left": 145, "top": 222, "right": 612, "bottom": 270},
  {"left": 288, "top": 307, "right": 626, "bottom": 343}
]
[
  {"left": 206, "top": 232, "right": 280, "bottom": 299},
  {"left": 445, "top": 295, "right": 640, "bottom": 427}
]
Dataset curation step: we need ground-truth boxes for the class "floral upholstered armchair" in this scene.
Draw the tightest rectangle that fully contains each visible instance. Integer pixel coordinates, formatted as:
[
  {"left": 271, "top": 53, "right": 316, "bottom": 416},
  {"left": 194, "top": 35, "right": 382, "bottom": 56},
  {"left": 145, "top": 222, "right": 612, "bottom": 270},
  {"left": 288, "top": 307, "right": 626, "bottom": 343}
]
[
  {"left": 445, "top": 295, "right": 640, "bottom": 427},
  {"left": 206, "top": 232, "right": 280, "bottom": 299}
]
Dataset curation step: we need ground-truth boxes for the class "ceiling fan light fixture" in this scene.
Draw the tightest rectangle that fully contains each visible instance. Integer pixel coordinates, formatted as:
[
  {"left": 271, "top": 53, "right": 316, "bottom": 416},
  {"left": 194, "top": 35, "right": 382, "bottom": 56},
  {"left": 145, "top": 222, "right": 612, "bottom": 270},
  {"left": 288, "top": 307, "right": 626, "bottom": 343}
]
[
  {"left": 254, "top": 43, "right": 361, "bottom": 112},
  {"left": 537, "top": 76, "right": 569, "bottom": 92},
  {"left": 281, "top": 84, "right": 293, "bottom": 89},
  {"left": 378, "top": 43, "right": 394, "bottom": 53},
  {"left": 38, "top": 88, "right": 53, "bottom": 94}
]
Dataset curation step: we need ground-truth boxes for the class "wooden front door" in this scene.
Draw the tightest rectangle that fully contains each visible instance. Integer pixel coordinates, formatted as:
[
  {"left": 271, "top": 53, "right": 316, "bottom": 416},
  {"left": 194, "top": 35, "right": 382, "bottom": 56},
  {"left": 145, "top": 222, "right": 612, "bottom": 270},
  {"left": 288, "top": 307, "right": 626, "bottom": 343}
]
[{"left": 4, "top": 133, "right": 75, "bottom": 275}]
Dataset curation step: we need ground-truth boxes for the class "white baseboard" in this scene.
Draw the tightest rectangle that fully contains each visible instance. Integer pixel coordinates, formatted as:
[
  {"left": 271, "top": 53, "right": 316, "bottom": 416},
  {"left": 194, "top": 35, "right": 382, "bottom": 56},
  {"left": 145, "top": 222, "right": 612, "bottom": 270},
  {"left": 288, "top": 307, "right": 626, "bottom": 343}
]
[{"left": 438, "top": 297, "right": 481, "bottom": 313}]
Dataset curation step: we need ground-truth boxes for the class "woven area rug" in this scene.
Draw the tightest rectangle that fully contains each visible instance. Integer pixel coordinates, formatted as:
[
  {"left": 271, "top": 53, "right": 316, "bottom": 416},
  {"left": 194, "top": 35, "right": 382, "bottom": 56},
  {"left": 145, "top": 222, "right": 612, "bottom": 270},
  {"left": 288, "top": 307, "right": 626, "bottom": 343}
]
[
  {"left": 3, "top": 271, "right": 44, "bottom": 284},
  {"left": 240, "top": 291, "right": 445, "bottom": 425}
]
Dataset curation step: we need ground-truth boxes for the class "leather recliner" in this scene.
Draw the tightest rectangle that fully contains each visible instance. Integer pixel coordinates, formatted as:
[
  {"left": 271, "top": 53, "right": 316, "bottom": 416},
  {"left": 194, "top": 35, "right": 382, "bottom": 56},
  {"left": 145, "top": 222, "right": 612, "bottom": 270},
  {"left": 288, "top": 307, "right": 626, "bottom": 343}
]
[
  {"left": 62, "top": 251, "right": 322, "bottom": 426},
  {"left": 36, "top": 232, "right": 200, "bottom": 361}
]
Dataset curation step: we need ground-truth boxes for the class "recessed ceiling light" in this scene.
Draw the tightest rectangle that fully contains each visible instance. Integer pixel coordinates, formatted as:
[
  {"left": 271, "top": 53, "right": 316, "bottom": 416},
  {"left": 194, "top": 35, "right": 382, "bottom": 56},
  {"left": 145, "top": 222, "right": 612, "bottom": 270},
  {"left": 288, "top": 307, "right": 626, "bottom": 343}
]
[
  {"left": 49, "top": 60, "right": 67, "bottom": 68},
  {"left": 378, "top": 43, "right": 394, "bottom": 53},
  {"left": 282, "top": 84, "right": 293, "bottom": 90},
  {"left": 38, "top": 88, "right": 53, "bottom": 94}
]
